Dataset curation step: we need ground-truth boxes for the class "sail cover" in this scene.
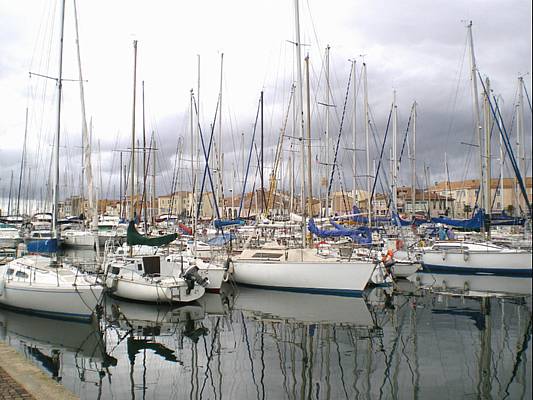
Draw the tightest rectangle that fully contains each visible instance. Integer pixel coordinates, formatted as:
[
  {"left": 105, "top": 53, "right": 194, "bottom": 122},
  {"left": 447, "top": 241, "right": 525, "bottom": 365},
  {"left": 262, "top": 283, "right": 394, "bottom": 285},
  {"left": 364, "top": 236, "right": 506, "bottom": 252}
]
[
  {"left": 308, "top": 219, "right": 372, "bottom": 245},
  {"left": 214, "top": 219, "right": 245, "bottom": 230},
  {"left": 431, "top": 208, "right": 484, "bottom": 230},
  {"left": 127, "top": 221, "right": 177, "bottom": 247}
]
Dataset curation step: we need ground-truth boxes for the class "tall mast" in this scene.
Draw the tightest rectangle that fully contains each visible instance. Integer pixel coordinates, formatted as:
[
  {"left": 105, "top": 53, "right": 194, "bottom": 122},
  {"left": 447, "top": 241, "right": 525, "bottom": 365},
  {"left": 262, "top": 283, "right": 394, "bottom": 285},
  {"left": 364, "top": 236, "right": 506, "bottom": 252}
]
[
  {"left": 466, "top": 22, "right": 484, "bottom": 213},
  {"left": 305, "top": 55, "right": 313, "bottom": 221},
  {"left": 351, "top": 60, "right": 357, "bottom": 210},
  {"left": 495, "top": 95, "right": 504, "bottom": 212},
  {"left": 325, "top": 45, "right": 330, "bottom": 217},
  {"left": 7, "top": 171, "right": 14, "bottom": 215},
  {"left": 363, "top": 63, "right": 371, "bottom": 227},
  {"left": 217, "top": 53, "right": 224, "bottom": 217},
  {"left": 119, "top": 151, "right": 123, "bottom": 218},
  {"left": 516, "top": 76, "right": 525, "bottom": 214},
  {"left": 142, "top": 81, "right": 147, "bottom": 232},
  {"left": 130, "top": 40, "right": 138, "bottom": 222},
  {"left": 260, "top": 90, "right": 265, "bottom": 214},
  {"left": 293, "top": 0, "right": 306, "bottom": 245},
  {"left": 411, "top": 102, "right": 417, "bottom": 219},
  {"left": 16, "top": 107, "right": 29, "bottom": 216},
  {"left": 483, "top": 77, "right": 492, "bottom": 237},
  {"left": 73, "top": 0, "right": 97, "bottom": 242},
  {"left": 52, "top": 0, "right": 66, "bottom": 237},
  {"left": 152, "top": 132, "right": 156, "bottom": 225},
  {"left": 392, "top": 90, "right": 398, "bottom": 213}
]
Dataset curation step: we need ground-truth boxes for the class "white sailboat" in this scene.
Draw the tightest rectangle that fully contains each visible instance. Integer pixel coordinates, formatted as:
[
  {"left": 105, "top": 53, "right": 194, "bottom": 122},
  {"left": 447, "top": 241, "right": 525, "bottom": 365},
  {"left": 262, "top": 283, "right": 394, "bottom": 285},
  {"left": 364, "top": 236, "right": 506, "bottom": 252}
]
[
  {"left": 0, "top": 0, "right": 104, "bottom": 321},
  {"left": 231, "top": 0, "right": 376, "bottom": 295},
  {"left": 0, "top": 254, "right": 103, "bottom": 321},
  {"left": 101, "top": 42, "right": 207, "bottom": 304},
  {"left": 419, "top": 23, "right": 532, "bottom": 278}
]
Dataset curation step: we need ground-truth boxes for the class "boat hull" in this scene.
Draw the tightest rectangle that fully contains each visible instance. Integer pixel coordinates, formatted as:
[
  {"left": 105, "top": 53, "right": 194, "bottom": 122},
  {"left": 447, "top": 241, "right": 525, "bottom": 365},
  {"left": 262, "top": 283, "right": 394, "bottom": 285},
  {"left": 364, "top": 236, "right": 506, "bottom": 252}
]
[
  {"left": 0, "top": 282, "right": 103, "bottom": 321},
  {"left": 105, "top": 276, "right": 205, "bottom": 303},
  {"left": 232, "top": 260, "right": 375, "bottom": 296},
  {"left": 422, "top": 249, "right": 532, "bottom": 277}
]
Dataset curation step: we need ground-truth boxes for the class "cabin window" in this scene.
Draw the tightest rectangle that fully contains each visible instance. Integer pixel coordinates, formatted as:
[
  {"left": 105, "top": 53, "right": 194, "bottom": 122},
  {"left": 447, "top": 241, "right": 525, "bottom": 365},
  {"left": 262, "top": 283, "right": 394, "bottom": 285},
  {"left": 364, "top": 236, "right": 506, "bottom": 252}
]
[
  {"left": 111, "top": 267, "right": 120, "bottom": 275},
  {"left": 15, "top": 271, "right": 29, "bottom": 279},
  {"left": 137, "top": 264, "right": 143, "bottom": 271},
  {"left": 6, "top": 268, "right": 14, "bottom": 276}
]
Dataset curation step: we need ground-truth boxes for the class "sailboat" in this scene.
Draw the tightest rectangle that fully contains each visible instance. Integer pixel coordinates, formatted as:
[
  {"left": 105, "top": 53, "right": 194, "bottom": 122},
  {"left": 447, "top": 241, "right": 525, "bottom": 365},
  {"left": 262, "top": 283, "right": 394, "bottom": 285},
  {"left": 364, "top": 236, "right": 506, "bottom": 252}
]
[
  {"left": 102, "top": 42, "right": 207, "bottom": 304},
  {"left": 0, "top": 0, "right": 104, "bottom": 321},
  {"left": 419, "top": 23, "right": 532, "bottom": 279},
  {"left": 231, "top": 0, "right": 376, "bottom": 295}
]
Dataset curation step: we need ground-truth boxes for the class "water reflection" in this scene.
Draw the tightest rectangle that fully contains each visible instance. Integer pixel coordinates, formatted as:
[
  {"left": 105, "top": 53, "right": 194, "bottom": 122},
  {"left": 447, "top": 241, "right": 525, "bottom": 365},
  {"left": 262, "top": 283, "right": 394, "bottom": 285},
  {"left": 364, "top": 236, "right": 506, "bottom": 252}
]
[
  {"left": 0, "top": 273, "right": 531, "bottom": 399},
  {"left": 0, "top": 307, "right": 111, "bottom": 387}
]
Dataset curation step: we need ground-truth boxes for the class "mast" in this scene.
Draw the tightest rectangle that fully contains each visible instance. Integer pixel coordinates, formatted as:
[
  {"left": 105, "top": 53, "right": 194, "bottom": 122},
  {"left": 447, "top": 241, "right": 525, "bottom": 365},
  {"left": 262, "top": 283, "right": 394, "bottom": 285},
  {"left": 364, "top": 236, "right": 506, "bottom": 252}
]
[
  {"left": 152, "top": 133, "right": 156, "bottom": 225},
  {"left": 496, "top": 96, "right": 504, "bottom": 212},
  {"left": 16, "top": 108, "right": 29, "bottom": 216},
  {"left": 466, "top": 22, "right": 484, "bottom": 214},
  {"left": 52, "top": 0, "right": 66, "bottom": 238},
  {"left": 260, "top": 90, "right": 265, "bottom": 214},
  {"left": 130, "top": 40, "right": 138, "bottom": 222},
  {"left": 217, "top": 53, "right": 224, "bottom": 217},
  {"left": 325, "top": 45, "right": 330, "bottom": 217},
  {"left": 142, "top": 81, "right": 147, "bottom": 232},
  {"left": 363, "top": 63, "right": 371, "bottom": 227},
  {"left": 411, "top": 102, "right": 417, "bottom": 219},
  {"left": 516, "top": 76, "right": 525, "bottom": 215},
  {"left": 119, "top": 151, "right": 123, "bottom": 218},
  {"left": 392, "top": 90, "right": 398, "bottom": 213},
  {"left": 305, "top": 55, "right": 313, "bottom": 221},
  {"left": 351, "top": 60, "right": 357, "bottom": 210},
  {"left": 73, "top": 0, "right": 97, "bottom": 249},
  {"left": 293, "top": 0, "right": 306, "bottom": 245},
  {"left": 7, "top": 171, "right": 13, "bottom": 215},
  {"left": 483, "top": 77, "right": 492, "bottom": 237}
]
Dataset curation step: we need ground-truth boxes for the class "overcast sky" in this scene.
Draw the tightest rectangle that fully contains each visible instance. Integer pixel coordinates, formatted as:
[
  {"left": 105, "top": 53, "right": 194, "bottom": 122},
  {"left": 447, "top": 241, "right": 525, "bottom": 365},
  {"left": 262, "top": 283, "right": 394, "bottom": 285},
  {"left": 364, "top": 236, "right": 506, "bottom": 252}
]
[{"left": 0, "top": 0, "right": 531, "bottom": 212}]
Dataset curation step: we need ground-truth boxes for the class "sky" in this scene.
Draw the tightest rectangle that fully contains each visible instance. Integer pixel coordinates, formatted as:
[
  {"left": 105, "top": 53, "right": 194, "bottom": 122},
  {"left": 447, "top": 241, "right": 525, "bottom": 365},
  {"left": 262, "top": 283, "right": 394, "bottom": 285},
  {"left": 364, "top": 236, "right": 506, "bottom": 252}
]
[{"left": 0, "top": 0, "right": 531, "bottom": 213}]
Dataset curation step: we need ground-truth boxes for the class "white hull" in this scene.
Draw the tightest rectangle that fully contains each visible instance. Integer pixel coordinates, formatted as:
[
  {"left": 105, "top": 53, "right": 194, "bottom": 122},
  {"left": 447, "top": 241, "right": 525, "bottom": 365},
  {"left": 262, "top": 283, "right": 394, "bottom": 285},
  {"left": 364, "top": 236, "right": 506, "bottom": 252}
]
[
  {"left": 391, "top": 260, "right": 421, "bottom": 278},
  {"left": 422, "top": 244, "right": 531, "bottom": 277},
  {"left": 0, "top": 282, "right": 102, "bottom": 320},
  {"left": 63, "top": 231, "right": 96, "bottom": 248},
  {"left": 0, "top": 255, "right": 103, "bottom": 320},
  {"left": 232, "top": 256, "right": 375, "bottom": 295}
]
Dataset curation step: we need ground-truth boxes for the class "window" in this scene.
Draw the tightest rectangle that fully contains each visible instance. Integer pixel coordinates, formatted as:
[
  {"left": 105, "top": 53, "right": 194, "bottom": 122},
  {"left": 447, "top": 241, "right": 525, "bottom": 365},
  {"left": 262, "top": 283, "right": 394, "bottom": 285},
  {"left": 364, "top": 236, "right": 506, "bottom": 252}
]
[
  {"left": 15, "top": 271, "right": 29, "bottom": 279},
  {"left": 6, "top": 268, "right": 14, "bottom": 276}
]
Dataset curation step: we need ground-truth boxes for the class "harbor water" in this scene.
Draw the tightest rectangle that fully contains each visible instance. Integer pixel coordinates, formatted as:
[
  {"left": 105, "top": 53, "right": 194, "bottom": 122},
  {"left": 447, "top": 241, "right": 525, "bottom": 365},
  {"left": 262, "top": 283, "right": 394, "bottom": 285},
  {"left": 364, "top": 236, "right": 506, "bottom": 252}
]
[{"left": 0, "top": 249, "right": 531, "bottom": 400}]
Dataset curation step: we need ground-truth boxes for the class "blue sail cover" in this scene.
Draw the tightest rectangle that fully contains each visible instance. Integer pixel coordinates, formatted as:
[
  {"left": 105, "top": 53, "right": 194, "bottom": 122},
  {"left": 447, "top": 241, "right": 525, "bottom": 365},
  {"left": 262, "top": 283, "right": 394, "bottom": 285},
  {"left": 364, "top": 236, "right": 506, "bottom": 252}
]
[
  {"left": 490, "top": 211, "right": 525, "bottom": 226},
  {"left": 308, "top": 219, "right": 372, "bottom": 245},
  {"left": 431, "top": 208, "right": 485, "bottom": 230},
  {"left": 214, "top": 219, "right": 245, "bottom": 230}
]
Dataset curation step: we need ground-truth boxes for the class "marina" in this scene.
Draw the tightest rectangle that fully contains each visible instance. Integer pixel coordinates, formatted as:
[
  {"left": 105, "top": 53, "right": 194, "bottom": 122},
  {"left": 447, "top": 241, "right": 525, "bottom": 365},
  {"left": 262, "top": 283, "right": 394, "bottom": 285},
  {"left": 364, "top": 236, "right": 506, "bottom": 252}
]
[{"left": 0, "top": 0, "right": 532, "bottom": 398}]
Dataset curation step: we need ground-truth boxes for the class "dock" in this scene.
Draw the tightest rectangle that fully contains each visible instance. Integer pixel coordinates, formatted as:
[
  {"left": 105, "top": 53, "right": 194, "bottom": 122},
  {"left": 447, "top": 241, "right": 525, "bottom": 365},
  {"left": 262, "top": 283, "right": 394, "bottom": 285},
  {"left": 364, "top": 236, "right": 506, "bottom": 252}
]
[{"left": 0, "top": 342, "right": 77, "bottom": 400}]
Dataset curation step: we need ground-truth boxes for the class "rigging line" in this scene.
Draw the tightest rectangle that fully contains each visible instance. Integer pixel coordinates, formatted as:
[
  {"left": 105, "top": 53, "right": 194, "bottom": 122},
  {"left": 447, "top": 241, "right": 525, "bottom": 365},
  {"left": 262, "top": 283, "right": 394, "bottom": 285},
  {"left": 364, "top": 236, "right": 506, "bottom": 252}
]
[
  {"left": 327, "top": 64, "right": 353, "bottom": 198},
  {"left": 484, "top": 81, "right": 531, "bottom": 213},
  {"left": 444, "top": 32, "right": 469, "bottom": 144},
  {"left": 238, "top": 94, "right": 262, "bottom": 218},
  {"left": 521, "top": 78, "right": 533, "bottom": 113},
  {"left": 370, "top": 105, "right": 393, "bottom": 206},
  {"left": 192, "top": 93, "right": 223, "bottom": 222}
]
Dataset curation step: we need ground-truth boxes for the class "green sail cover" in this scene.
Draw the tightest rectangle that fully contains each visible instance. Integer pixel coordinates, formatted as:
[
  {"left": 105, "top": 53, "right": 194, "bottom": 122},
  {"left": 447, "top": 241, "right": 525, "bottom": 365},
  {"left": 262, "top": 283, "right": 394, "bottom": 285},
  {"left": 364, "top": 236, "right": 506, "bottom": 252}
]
[{"left": 127, "top": 221, "right": 177, "bottom": 247}]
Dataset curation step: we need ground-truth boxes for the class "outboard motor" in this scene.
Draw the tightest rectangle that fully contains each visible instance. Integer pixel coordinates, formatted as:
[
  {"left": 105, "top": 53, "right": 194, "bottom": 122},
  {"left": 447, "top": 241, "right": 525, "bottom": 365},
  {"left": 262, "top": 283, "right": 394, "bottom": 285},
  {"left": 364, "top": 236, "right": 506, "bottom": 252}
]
[{"left": 182, "top": 265, "right": 210, "bottom": 294}]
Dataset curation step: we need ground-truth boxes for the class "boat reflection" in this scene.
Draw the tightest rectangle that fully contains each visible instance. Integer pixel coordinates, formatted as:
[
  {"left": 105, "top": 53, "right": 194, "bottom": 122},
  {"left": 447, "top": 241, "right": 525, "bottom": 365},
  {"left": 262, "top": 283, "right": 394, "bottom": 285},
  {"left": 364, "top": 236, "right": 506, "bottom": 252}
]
[
  {"left": 408, "top": 271, "right": 532, "bottom": 297},
  {"left": 0, "top": 306, "right": 111, "bottom": 385},
  {"left": 233, "top": 285, "right": 377, "bottom": 327}
]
